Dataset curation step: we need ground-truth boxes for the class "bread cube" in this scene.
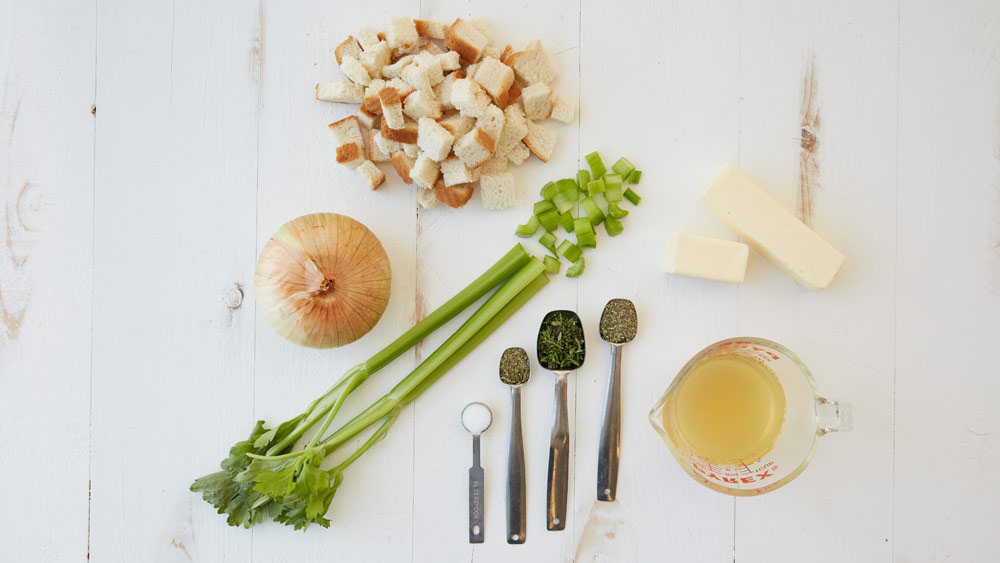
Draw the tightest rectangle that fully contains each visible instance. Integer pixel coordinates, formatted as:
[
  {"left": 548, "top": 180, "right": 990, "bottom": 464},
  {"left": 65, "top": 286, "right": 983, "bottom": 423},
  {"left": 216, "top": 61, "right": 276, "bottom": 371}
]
[
  {"left": 433, "top": 71, "right": 463, "bottom": 111},
  {"left": 402, "top": 142, "right": 420, "bottom": 158},
  {"left": 329, "top": 115, "right": 364, "bottom": 146},
  {"left": 401, "top": 63, "right": 432, "bottom": 93},
  {"left": 434, "top": 180, "right": 475, "bottom": 208},
  {"left": 316, "top": 81, "right": 364, "bottom": 104},
  {"left": 404, "top": 90, "right": 443, "bottom": 120},
  {"left": 368, "top": 130, "right": 391, "bottom": 162},
  {"left": 340, "top": 55, "right": 372, "bottom": 86},
  {"left": 412, "top": 52, "right": 444, "bottom": 86},
  {"left": 335, "top": 36, "right": 362, "bottom": 65},
  {"left": 386, "top": 77, "right": 416, "bottom": 99},
  {"left": 480, "top": 156, "right": 509, "bottom": 174},
  {"left": 440, "top": 156, "right": 480, "bottom": 186},
  {"left": 374, "top": 130, "right": 403, "bottom": 155},
  {"left": 437, "top": 51, "right": 461, "bottom": 72},
  {"left": 475, "top": 104, "right": 505, "bottom": 142},
  {"left": 360, "top": 41, "right": 391, "bottom": 77},
  {"left": 444, "top": 18, "right": 488, "bottom": 64},
  {"left": 523, "top": 120, "right": 556, "bottom": 162},
  {"left": 438, "top": 112, "right": 476, "bottom": 138},
  {"left": 508, "top": 40, "right": 557, "bottom": 85},
  {"left": 453, "top": 127, "right": 495, "bottom": 168},
  {"left": 496, "top": 81, "right": 521, "bottom": 110},
  {"left": 378, "top": 87, "right": 405, "bottom": 129},
  {"left": 521, "top": 83, "right": 553, "bottom": 120},
  {"left": 451, "top": 78, "right": 490, "bottom": 118},
  {"left": 416, "top": 186, "right": 439, "bottom": 208},
  {"left": 414, "top": 19, "right": 447, "bottom": 39},
  {"left": 389, "top": 152, "right": 415, "bottom": 183},
  {"left": 357, "top": 160, "right": 386, "bottom": 190},
  {"left": 410, "top": 154, "right": 440, "bottom": 189},
  {"left": 363, "top": 79, "right": 386, "bottom": 114},
  {"left": 549, "top": 95, "right": 576, "bottom": 123},
  {"left": 380, "top": 116, "right": 418, "bottom": 144},
  {"left": 494, "top": 103, "right": 528, "bottom": 157},
  {"left": 356, "top": 25, "right": 380, "bottom": 51},
  {"left": 473, "top": 57, "right": 515, "bottom": 102},
  {"left": 382, "top": 55, "right": 413, "bottom": 79},
  {"left": 507, "top": 140, "right": 530, "bottom": 165},
  {"left": 357, "top": 106, "right": 379, "bottom": 129},
  {"left": 417, "top": 118, "right": 455, "bottom": 161},
  {"left": 480, "top": 171, "right": 516, "bottom": 210},
  {"left": 386, "top": 17, "right": 419, "bottom": 50}
]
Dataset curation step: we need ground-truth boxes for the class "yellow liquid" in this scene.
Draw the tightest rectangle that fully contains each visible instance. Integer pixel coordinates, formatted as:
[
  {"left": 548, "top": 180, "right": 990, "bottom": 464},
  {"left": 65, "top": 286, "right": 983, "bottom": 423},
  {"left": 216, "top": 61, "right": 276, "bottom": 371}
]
[{"left": 667, "top": 356, "right": 786, "bottom": 464}]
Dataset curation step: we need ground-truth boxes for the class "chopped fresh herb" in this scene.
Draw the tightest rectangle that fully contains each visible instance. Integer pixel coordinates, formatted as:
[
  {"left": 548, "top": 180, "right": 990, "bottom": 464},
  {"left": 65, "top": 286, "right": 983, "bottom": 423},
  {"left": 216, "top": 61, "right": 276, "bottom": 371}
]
[{"left": 537, "top": 311, "right": 586, "bottom": 370}]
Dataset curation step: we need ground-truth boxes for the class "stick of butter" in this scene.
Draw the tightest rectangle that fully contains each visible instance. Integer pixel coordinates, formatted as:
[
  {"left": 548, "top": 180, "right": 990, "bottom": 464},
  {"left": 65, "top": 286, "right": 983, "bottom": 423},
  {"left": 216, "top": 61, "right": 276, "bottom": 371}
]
[
  {"left": 699, "top": 163, "right": 846, "bottom": 290},
  {"left": 664, "top": 232, "right": 749, "bottom": 283}
]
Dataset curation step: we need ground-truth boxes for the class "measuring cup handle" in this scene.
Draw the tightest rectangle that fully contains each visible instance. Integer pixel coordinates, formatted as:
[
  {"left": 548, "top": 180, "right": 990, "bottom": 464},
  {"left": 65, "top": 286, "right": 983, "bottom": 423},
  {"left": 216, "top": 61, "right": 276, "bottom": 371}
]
[{"left": 816, "top": 397, "right": 853, "bottom": 434}]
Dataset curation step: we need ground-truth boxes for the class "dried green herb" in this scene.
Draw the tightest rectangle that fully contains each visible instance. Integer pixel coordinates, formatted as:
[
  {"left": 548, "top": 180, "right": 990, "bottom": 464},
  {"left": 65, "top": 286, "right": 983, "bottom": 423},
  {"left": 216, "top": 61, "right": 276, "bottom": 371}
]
[
  {"left": 537, "top": 311, "right": 586, "bottom": 371},
  {"left": 599, "top": 299, "right": 637, "bottom": 344},
  {"left": 499, "top": 347, "right": 530, "bottom": 385}
]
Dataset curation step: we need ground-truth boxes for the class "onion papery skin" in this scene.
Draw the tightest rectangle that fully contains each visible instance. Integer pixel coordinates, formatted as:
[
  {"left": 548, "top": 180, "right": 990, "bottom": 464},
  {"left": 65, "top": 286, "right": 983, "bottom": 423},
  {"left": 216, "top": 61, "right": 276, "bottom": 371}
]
[{"left": 254, "top": 213, "right": 392, "bottom": 348}]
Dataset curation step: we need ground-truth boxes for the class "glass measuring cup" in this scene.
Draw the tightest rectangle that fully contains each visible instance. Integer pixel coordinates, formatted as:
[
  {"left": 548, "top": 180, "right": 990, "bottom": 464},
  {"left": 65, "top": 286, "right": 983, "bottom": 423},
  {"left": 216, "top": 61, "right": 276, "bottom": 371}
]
[{"left": 649, "top": 337, "right": 852, "bottom": 496}]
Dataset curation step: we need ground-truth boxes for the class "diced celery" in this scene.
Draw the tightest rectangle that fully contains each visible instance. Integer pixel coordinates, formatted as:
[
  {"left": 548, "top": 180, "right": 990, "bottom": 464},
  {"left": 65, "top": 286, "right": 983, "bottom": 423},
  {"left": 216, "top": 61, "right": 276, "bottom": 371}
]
[
  {"left": 611, "top": 157, "right": 635, "bottom": 178},
  {"left": 585, "top": 151, "right": 606, "bottom": 179},
  {"left": 586, "top": 179, "right": 606, "bottom": 197},
  {"left": 539, "top": 232, "right": 557, "bottom": 252},
  {"left": 576, "top": 169, "right": 591, "bottom": 189},
  {"left": 515, "top": 215, "right": 540, "bottom": 237},
  {"left": 540, "top": 181, "right": 557, "bottom": 200},
  {"left": 626, "top": 170, "right": 642, "bottom": 184},
  {"left": 604, "top": 185, "right": 623, "bottom": 203},
  {"left": 537, "top": 209, "right": 560, "bottom": 232},
  {"left": 534, "top": 200, "right": 555, "bottom": 215},
  {"left": 603, "top": 173, "right": 623, "bottom": 190},
  {"left": 543, "top": 255, "right": 561, "bottom": 274},
  {"left": 566, "top": 256, "right": 585, "bottom": 277},
  {"left": 557, "top": 240, "right": 582, "bottom": 263},
  {"left": 604, "top": 216, "right": 624, "bottom": 236},
  {"left": 559, "top": 211, "right": 576, "bottom": 233},
  {"left": 581, "top": 196, "right": 605, "bottom": 225},
  {"left": 552, "top": 191, "right": 577, "bottom": 214},
  {"left": 573, "top": 217, "right": 594, "bottom": 235},
  {"left": 607, "top": 202, "right": 629, "bottom": 219},
  {"left": 623, "top": 188, "right": 641, "bottom": 206}
]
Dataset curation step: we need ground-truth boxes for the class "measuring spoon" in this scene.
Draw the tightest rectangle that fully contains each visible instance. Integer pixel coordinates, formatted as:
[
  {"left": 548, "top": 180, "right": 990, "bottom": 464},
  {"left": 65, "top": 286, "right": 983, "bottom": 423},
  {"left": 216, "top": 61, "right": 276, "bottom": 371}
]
[
  {"left": 499, "top": 347, "right": 530, "bottom": 544},
  {"left": 461, "top": 402, "right": 492, "bottom": 543},
  {"left": 597, "top": 298, "right": 637, "bottom": 501}
]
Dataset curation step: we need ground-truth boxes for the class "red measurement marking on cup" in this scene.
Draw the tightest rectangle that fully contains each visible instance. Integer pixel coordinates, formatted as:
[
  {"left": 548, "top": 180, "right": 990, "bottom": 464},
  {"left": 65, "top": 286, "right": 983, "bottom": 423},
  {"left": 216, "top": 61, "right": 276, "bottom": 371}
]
[{"left": 690, "top": 457, "right": 778, "bottom": 484}]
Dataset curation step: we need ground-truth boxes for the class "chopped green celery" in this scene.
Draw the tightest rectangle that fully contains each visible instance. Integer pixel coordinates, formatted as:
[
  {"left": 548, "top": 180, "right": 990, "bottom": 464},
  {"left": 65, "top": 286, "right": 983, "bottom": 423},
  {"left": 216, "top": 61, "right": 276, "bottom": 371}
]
[
  {"left": 515, "top": 215, "right": 540, "bottom": 237},
  {"left": 540, "top": 181, "right": 557, "bottom": 200},
  {"left": 626, "top": 170, "right": 642, "bottom": 184},
  {"left": 555, "top": 178, "right": 579, "bottom": 201},
  {"left": 543, "top": 255, "right": 561, "bottom": 274},
  {"left": 573, "top": 217, "right": 594, "bottom": 235},
  {"left": 611, "top": 157, "right": 635, "bottom": 178},
  {"left": 539, "top": 232, "right": 557, "bottom": 252},
  {"left": 559, "top": 211, "right": 575, "bottom": 232},
  {"left": 581, "top": 196, "right": 606, "bottom": 225},
  {"left": 604, "top": 185, "right": 623, "bottom": 203},
  {"left": 586, "top": 179, "right": 606, "bottom": 196},
  {"left": 552, "top": 191, "right": 577, "bottom": 214},
  {"left": 624, "top": 187, "right": 641, "bottom": 205},
  {"left": 585, "top": 151, "right": 606, "bottom": 178},
  {"left": 607, "top": 202, "right": 629, "bottom": 219},
  {"left": 576, "top": 169, "right": 591, "bottom": 188},
  {"left": 603, "top": 173, "right": 623, "bottom": 190},
  {"left": 537, "top": 209, "right": 560, "bottom": 232},
  {"left": 534, "top": 200, "right": 555, "bottom": 215},
  {"left": 604, "top": 216, "right": 624, "bottom": 236},
  {"left": 566, "top": 256, "right": 585, "bottom": 277},
  {"left": 557, "top": 240, "right": 582, "bottom": 263}
]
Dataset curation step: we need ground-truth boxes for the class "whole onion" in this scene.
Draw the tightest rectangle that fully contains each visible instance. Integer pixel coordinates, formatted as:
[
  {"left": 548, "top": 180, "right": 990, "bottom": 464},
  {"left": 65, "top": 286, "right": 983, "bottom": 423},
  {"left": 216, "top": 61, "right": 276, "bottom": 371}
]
[{"left": 254, "top": 213, "right": 392, "bottom": 348}]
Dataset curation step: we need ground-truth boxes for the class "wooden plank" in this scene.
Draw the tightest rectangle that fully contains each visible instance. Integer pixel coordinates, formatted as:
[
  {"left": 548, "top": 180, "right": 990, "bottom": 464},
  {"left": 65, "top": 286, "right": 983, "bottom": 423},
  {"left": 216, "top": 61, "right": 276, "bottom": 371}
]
[
  {"left": 732, "top": 2, "right": 897, "bottom": 561},
  {"left": 0, "top": 0, "right": 95, "bottom": 560},
  {"left": 574, "top": 1, "right": 740, "bottom": 561},
  {"left": 89, "top": 0, "right": 260, "bottom": 560},
  {"left": 894, "top": 1, "right": 1000, "bottom": 559},
  {"left": 250, "top": 2, "right": 420, "bottom": 561}
]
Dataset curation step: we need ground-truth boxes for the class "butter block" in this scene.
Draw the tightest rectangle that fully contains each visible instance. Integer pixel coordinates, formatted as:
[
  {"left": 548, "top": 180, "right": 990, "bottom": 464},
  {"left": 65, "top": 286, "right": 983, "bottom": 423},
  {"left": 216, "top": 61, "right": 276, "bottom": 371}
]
[
  {"left": 664, "top": 232, "right": 749, "bottom": 283},
  {"left": 699, "top": 163, "right": 846, "bottom": 290}
]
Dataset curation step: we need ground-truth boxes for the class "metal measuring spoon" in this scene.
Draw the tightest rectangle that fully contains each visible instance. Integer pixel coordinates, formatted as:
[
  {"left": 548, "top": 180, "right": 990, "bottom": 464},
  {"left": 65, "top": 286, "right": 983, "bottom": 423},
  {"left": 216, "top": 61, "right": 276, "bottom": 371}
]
[
  {"left": 462, "top": 402, "right": 493, "bottom": 543},
  {"left": 499, "top": 347, "right": 530, "bottom": 544},
  {"left": 597, "top": 299, "right": 637, "bottom": 501},
  {"left": 536, "top": 310, "right": 586, "bottom": 531}
]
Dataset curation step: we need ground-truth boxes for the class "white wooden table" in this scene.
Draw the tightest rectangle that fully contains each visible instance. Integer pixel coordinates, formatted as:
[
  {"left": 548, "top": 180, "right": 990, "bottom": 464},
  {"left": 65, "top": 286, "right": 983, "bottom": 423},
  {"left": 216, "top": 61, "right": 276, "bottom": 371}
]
[{"left": 3, "top": 0, "right": 999, "bottom": 561}]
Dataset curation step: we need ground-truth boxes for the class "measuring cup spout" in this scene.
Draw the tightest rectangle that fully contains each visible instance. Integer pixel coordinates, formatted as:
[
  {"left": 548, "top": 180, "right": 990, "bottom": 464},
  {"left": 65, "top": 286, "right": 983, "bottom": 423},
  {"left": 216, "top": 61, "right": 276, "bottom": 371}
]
[{"left": 816, "top": 397, "right": 853, "bottom": 435}]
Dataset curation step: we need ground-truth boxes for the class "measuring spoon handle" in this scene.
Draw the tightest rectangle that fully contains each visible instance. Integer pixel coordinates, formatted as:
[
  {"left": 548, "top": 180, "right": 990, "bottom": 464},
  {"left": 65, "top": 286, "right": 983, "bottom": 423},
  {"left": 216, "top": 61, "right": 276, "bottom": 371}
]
[
  {"left": 506, "top": 387, "right": 526, "bottom": 544},
  {"left": 546, "top": 374, "right": 569, "bottom": 530},
  {"left": 469, "top": 435, "right": 485, "bottom": 543},
  {"left": 597, "top": 344, "right": 622, "bottom": 501}
]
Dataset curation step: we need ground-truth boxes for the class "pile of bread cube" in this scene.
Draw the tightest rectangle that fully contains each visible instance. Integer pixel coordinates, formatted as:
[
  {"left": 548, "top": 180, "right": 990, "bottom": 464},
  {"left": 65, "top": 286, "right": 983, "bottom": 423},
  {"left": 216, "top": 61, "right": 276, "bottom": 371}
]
[{"left": 317, "top": 17, "right": 575, "bottom": 210}]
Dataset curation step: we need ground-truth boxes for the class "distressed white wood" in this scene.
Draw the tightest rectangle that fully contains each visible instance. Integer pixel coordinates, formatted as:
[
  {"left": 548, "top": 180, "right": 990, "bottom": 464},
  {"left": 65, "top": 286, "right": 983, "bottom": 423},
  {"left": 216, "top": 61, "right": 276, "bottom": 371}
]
[
  {"left": 3, "top": 0, "right": 1000, "bottom": 561},
  {"left": 0, "top": 0, "right": 95, "bottom": 560}
]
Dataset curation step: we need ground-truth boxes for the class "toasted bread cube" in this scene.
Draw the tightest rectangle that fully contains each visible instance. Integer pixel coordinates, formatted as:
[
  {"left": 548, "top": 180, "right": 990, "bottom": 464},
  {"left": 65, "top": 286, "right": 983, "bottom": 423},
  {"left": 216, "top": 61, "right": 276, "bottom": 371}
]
[
  {"left": 335, "top": 36, "right": 362, "bottom": 65},
  {"left": 473, "top": 57, "right": 515, "bottom": 102},
  {"left": 416, "top": 186, "right": 439, "bottom": 208},
  {"left": 336, "top": 143, "right": 364, "bottom": 168},
  {"left": 316, "top": 81, "right": 364, "bottom": 104},
  {"left": 499, "top": 44, "right": 514, "bottom": 65},
  {"left": 340, "top": 55, "right": 372, "bottom": 86},
  {"left": 358, "top": 107, "right": 380, "bottom": 130},
  {"left": 374, "top": 129, "right": 403, "bottom": 155},
  {"left": 440, "top": 156, "right": 480, "bottom": 186},
  {"left": 438, "top": 112, "right": 476, "bottom": 138},
  {"left": 475, "top": 104, "right": 505, "bottom": 142},
  {"left": 362, "top": 79, "right": 386, "bottom": 114},
  {"left": 386, "top": 17, "right": 419, "bottom": 50},
  {"left": 360, "top": 41, "right": 392, "bottom": 77},
  {"left": 378, "top": 88, "right": 405, "bottom": 129},
  {"left": 549, "top": 95, "right": 576, "bottom": 123},
  {"left": 480, "top": 171, "right": 516, "bottom": 209},
  {"left": 356, "top": 25, "right": 380, "bottom": 51},
  {"left": 329, "top": 115, "right": 364, "bottom": 146},
  {"left": 465, "top": 62, "right": 481, "bottom": 79},
  {"left": 451, "top": 78, "right": 490, "bottom": 118},
  {"left": 507, "top": 140, "right": 530, "bottom": 165},
  {"left": 437, "top": 51, "right": 461, "bottom": 72},
  {"left": 523, "top": 120, "right": 556, "bottom": 162},
  {"left": 468, "top": 18, "right": 491, "bottom": 41},
  {"left": 480, "top": 156, "right": 509, "bottom": 175},
  {"left": 368, "top": 130, "right": 392, "bottom": 162},
  {"left": 496, "top": 81, "right": 521, "bottom": 110},
  {"left": 433, "top": 71, "right": 463, "bottom": 111},
  {"left": 412, "top": 52, "right": 444, "bottom": 86},
  {"left": 420, "top": 41, "right": 445, "bottom": 55},
  {"left": 417, "top": 117, "right": 455, "bottom": 161},
  {"left": 521, "top": 83, "right": 553, "bottom": 120},
  {"left": 380, "top": 116, "right": 419, "bottom": 144},
  {"left": 414, "top": 19, "right": 447, "bottom": 39},
  {"left": 403, "top": 89, "right": 443, "bottom": 120},
  {"left": 389, "top": 151, "right": 415, "bottom": 183},
  {"left": 454, "top": 127, "right": 495, "bottom": 169},
  {"left": 508, "top": 40, "right": 557, "bottom": 85},
  {"left": 410, "top": 154, "right": 440, "bottom": 188},
  {"left": 495, "top": 103, "right": 528, "bottom": 158},
  {"left": 402, "top": 142, "right": 420, "bottom": 158},
  {"left": 357, "top": 160, "right": 386, "bottom": 190},
  {"left": 445, "top": 18, "right": 488, "bottom": 64},
  {"left": 434, "top": 180, "right": 475, "bottom": 208},
  {"left": 382, "top": 55, "right": 413, "bottom": 79},
  {"left": 401, "top": 63, "right": 432, "bottom": 92},
  {"left": 386, "top": 77, "right": 416, "bottom": 99}
]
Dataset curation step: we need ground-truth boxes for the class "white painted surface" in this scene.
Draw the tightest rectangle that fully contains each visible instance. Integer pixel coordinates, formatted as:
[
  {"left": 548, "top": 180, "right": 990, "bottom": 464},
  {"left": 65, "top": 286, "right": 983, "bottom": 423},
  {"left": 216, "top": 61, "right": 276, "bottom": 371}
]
[{"left": 2, "top": 0, "right": 998, "bottom": 561}]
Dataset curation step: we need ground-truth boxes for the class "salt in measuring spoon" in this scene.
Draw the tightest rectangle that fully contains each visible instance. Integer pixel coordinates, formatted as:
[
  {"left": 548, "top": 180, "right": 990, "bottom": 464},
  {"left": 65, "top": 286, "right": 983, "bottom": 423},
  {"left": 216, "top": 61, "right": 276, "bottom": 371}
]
[{"left": 461, "top": 402, "right": 492, "bottom": 543}]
